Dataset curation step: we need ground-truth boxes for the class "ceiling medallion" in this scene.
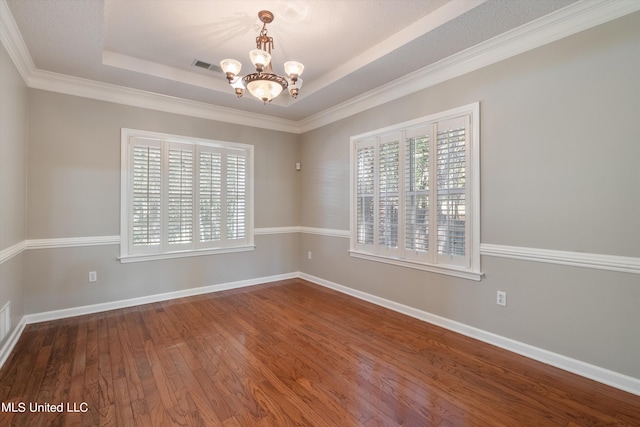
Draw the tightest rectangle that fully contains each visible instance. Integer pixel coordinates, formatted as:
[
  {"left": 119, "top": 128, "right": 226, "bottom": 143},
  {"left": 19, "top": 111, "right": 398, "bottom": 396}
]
[{"left": 220, "top": 10, "right": 304, "bottom": 104}]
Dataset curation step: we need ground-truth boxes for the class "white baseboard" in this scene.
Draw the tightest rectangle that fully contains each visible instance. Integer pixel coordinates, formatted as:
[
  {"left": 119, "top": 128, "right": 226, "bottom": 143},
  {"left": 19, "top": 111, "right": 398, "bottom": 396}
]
[
  {"left": 23, "top": 272, "right": 298, "bottom": 324},
  {"left": 298, "top": 272, "right": 640, "bottom": 397},
  {"left": 3, "top": 270, "right": 638, "bottom": 397},
  {"left": 0, "top": 272, "right": 295, "bottom": 370},
  {"left": 0, "top": 316, "right": 26, "bottom": 369}
]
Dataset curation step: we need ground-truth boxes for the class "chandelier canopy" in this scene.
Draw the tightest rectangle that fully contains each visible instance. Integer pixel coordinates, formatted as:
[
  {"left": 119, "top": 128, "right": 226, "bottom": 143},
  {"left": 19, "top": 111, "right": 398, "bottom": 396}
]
[{"left": 220, "top": 10, "right": 304, "bottom": 104}]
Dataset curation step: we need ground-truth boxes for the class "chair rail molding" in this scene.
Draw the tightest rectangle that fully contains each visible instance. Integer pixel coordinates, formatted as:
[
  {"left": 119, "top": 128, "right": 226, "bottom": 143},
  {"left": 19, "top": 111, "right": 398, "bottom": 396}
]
[{"left": 480, "top": 244, "right": 640, "bottom": 275}]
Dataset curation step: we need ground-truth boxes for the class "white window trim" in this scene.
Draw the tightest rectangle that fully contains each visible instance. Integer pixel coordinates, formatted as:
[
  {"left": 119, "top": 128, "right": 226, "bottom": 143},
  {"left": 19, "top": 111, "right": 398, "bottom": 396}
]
[
  {"left": 120, "top": 128, "right": 254, "bottom": 263},
  {"left": 349, "top": 102, "right": 482, "bottom": 281}
]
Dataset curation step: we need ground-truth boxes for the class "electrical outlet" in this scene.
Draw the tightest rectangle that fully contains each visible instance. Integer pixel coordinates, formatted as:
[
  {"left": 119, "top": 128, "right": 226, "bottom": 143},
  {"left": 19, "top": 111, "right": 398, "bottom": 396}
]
[
  {"left": 497, "top": 291, "right": 507, "bottom": 307},
  {"left": 89, "top": 271, "right": 97, "bottom": 283},
  {"left": 307, "top": 251, "right": 312, "bottom": 260}
]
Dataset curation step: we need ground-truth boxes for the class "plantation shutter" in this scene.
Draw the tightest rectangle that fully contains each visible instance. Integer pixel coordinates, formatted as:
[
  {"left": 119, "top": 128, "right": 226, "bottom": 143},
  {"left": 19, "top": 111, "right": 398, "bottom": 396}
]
[
  {"left": 378, "top": 133, "right": 401, "bottom": 256},
  {"left": 349, "top": 104, "right": 479, "bottom": 278},
  {"left": 122, "top": 129, "right": 254, "bottom": 261},
  {"left": 130, "top": 138, "right": 162, "bottom": 254},
  {"left": 355, "top": 139, "right": 376, "bottom": 249},
  {"left": 167, "top": 144, "right": 194, "bottom": 248},
  {"left": 197, "top": 149, "right": 223, "bottom": 245},
  {"left": 226, "top": 150, "right": 247, "bottom": 241},
  {"left": 436, "top": 116, "right": 469, "bottom": 267},
  {"left": 404, "top": 125, "right": 431, "bottom": 261}
]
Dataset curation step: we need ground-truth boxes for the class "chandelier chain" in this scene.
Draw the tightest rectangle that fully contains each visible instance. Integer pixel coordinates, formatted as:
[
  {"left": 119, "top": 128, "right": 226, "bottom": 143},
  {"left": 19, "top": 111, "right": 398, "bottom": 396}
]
[{"left": 256, "top": 23, "right": 274, "bottom": 73}]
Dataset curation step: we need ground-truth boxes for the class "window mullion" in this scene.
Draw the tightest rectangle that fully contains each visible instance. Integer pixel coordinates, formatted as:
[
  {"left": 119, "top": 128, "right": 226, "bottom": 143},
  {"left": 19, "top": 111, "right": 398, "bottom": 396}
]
[
  {"left": 373, "top": 137, "right": 380, "bottom": 253},
  {"left": 160, "top": 141, "right": 169, "bottom": 252},
  {"left": 428, "top": 124, "right": 437, "bottom": 265},
  {"left": 161, "top": 141, "right": 169, "bottom": 253},
  {"left": 220, "top": 149, "right": 229, "bottom": 246},
  {"left": 194, "top": 146, "right": 202, "bottom": 249},
  {"left": 464, "top": 114, "right": 472, "bottom": 266},
  {"left": 398, "top": 131, "right": 406, "bottom": 260}
]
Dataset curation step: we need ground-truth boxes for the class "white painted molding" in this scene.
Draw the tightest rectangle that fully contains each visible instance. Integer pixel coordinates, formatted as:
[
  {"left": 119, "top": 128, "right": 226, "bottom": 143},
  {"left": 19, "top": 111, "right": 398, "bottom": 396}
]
[
  {"left": 3, "top": 0, "right": 639, "bottom": 133},
  {"left": 254, "top": 226, "right": 300, "bottom": 235},
  {"left": 349, "top": 250, "right": 483, "bottom": 281},
  {"left": 0, "top": 0, "right": 35, "bottom": 82},
  {"left": 2, "top": 268, "right": 638, "bottom": 395},
  {"left": 23, "top": 272, "right": 298, "bottom": 325},
  {"left": 299, "top": 272, "right": 640, "bottom": 397},
  {"left": 0, "top": 240, "right": 26, "bottom": 264},
  {"left": 481, "top": 243, "right": 640, "bottom": 275},
  {"left": 301, "top": 0, "right": 487, "bottom": 100},
  {"left": 298, "top": 227, "right": 350, "bottom": 239},
  {"left": 0, "top": 316, "right": 26, "bottom": 370},
  {"left": 26, "top": 235, "right": 120, "bottom": 250},
  {"left": 298, "top": 0, "right": 640, "bottom": 132},
  {"left": 118, "top": 245, "right": 256, "bottom": 264},
  {"left": 26, "top": 69, "right": 301, "bottom": 134},
  {"left": 11, "top": 229, "right": 348, "bottom": 253},
  {"left": 0, "top": 272, "right": 297, "bottom": 371},
  {"left": 15, "top": 233, "right": 640, "bottom": 276}
]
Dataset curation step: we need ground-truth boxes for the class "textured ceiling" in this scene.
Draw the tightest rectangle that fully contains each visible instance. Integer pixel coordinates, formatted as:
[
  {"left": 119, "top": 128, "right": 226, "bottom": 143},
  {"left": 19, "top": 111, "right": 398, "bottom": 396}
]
[{"left": 6, "top": 0, "right": 583, "bottom": 121}]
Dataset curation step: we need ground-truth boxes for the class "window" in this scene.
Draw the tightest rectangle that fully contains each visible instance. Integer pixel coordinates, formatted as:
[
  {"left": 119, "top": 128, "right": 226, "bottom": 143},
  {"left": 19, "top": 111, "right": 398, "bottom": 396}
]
[
  {"left": 350, "top": 103, "right": 481, "bottom": 280},
  {"left": 120, "top": 129, "right": 254, "bottom": 262}
]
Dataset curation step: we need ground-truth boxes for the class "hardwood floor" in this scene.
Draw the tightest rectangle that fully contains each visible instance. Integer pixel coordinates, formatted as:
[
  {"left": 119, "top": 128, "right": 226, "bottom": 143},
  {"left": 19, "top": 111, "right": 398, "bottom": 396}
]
[{"left": 1, "top": 278, "right": 638, "bottom": 426}]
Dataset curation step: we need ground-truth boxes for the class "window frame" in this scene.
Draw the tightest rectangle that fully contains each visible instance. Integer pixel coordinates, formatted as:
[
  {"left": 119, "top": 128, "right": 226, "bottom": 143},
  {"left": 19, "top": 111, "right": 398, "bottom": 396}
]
[
  {"left": 349, "top": 102, "right": 482, "bottom": 281},
  {"left": 120, "top": 128, "right": 254, "bottom": 263}
]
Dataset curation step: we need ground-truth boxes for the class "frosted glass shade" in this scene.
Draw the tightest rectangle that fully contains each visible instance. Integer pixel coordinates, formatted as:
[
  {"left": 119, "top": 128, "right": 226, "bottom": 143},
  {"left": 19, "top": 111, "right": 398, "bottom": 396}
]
[
  {"left": 288, "top": 77, "right": 302, "bottom": 98},
  {"left": 284, "top": 61, "right": 304, "bottom": 77},
  {"left": 290, "top": 77, "right": 303, "bottom": 89},
  {"left": 220, "top": 59, "right": 242, "bottom": 75},
  {"left": 246, "top": 79, "right": 284, "bottom": 103},
  {"left": 231, "top": 78, "right": 245, "bottom": 89},
  {"left": 249, "top": 49, "right": 271, "bottom": 69},
  {"left": 231, "top": 78, "right": 245, "bottom": 97}
]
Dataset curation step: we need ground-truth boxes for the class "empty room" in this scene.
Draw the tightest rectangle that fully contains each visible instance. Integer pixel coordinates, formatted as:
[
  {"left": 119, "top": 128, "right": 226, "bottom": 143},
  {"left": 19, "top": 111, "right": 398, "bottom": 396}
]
[{"left": 1, "top": 0, "right": 639, "bottom": 425}]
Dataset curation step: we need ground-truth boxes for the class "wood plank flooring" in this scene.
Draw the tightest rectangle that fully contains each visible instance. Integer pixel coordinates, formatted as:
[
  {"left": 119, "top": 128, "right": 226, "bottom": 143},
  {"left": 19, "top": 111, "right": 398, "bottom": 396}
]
[{"left": 0, "top": 278, "right": 639, "bottom": 426}]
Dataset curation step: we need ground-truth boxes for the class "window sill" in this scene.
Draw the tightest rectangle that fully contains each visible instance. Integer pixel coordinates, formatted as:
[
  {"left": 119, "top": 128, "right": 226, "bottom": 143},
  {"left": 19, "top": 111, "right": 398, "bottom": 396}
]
[
  {"left": 349, "top": 250, "right": 483, "bottom": 281},
  {"left": 119, "top": 245, "right": 256, "bottom": 263}
]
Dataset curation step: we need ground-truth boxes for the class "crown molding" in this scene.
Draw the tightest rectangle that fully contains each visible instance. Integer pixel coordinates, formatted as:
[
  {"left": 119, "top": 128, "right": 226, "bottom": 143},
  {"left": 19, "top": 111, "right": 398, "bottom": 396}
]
[
  {"left": 25, "top": 68, "right": 301, "bottom": 133},
  {"left": 2, "top": 0, "right": 639, "bottom": 134},
  {"left": 0, "top": 0, "right": 35, "bottom": 80},
  {"left": 296, "top": 0, "right": 640, "bottom": 132}
]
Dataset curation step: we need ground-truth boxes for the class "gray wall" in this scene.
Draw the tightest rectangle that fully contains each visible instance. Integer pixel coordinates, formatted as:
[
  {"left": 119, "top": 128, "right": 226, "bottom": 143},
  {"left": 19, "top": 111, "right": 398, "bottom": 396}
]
[
  {"left": 2, "top": 8, "right": 638, "bottom": 385},
  {"left": 24, "top": 90, "right": 300, "bottom": 313},
  {"left": 0, "top": 41, "right": 27, "bottom": 339},
  {"left": 27, "top": 90, "right": 301, "bottom": 238},
  {"left": 298, "top": 12, "right": 640, "bottom": 378}
]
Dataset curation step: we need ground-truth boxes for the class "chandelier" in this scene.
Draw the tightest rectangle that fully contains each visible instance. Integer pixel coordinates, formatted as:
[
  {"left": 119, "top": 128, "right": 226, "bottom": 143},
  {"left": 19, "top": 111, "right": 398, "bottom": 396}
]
[{"left": 220, "top": 10, "right": 304, "bottom": 104}]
